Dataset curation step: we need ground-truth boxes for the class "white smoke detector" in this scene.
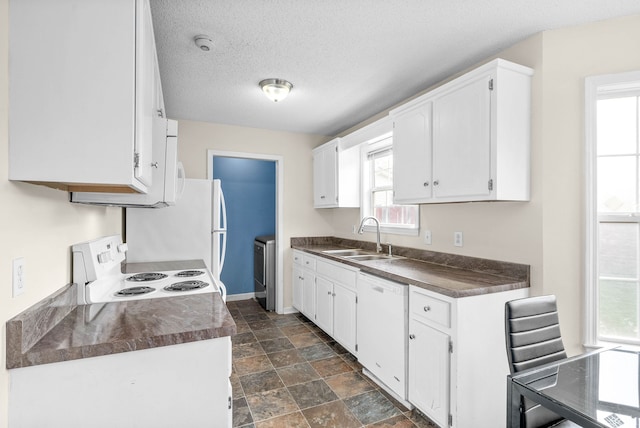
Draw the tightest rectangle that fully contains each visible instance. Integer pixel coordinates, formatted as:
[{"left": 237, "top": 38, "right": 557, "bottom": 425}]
[{"left": 194, "top": 35, "right": 213, "bottom": 52}]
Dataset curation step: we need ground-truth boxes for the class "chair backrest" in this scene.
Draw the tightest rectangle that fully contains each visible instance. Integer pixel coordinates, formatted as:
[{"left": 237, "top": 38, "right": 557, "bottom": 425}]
[{"left": 505, "top": 295, "right": 567, "bottom": 374}]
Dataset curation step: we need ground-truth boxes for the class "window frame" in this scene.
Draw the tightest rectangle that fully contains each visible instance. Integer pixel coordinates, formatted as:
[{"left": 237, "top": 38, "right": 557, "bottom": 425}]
[
  {"left": 360, "top": 135, "right": 420, "bottom": 236},
  {"left": 585, "top": 71, "right": 640, "bottom": 348}
]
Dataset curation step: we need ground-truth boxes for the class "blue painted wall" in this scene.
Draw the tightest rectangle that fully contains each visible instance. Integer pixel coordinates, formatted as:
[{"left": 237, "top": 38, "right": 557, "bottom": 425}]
[{"left": 213, "top": 157, "right": 276, "bottom": 295}]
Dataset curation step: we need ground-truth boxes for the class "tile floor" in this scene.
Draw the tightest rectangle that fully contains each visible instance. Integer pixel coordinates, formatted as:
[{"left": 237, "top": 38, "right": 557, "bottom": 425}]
[{"left": 227, "top": 299, "right": 438, "bottom": 428}]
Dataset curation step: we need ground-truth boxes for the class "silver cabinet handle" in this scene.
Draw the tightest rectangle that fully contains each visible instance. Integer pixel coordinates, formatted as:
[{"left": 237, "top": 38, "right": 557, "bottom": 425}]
[
  {"left": 424, "top": 306, "right": 431, "bottom": 312},
  {"left": 151, "top": 162, "right": 159, "bottom": 168},
  {"left": 328, "top": 291, "right": 332, "bottom": 295},
  {"left": 157, "top": 109, "right": 164, "bottom": 118},
  {"left": 433, "top": 180, "right": 439, "bottom": 186},
  {"left": 409, "top": 334, "right": 416, "bottom": 340},
  {"left": 423, "top": 181, "right": 429, "bottom": 187}
]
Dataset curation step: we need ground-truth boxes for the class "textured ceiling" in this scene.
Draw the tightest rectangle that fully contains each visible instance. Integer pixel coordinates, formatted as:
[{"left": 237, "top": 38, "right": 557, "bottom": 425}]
[{"left": 150, "top": 0, "right": 640, "bottom": 136}]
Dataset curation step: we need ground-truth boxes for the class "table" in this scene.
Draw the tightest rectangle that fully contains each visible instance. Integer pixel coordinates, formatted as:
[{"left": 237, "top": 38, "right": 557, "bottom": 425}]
[{"left": 508, "top": 348, "right": 640, "bottom": 428}]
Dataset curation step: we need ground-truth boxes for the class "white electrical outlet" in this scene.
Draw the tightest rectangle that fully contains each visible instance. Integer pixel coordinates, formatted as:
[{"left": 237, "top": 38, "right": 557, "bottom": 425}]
[
  {"left": 454, "top": 231, "right": 463, "bottom": 247},
  {"left": 424, "top": 230, "right": 432, "bottom": 245},
  {"left": 13, "top": 257, "right": 25, "bottom": 297}
]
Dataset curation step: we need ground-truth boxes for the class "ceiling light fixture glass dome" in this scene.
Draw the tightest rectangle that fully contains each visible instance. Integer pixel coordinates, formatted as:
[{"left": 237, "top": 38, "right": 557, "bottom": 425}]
[{"left": 259, "top": 79, "right": 293, "bottom": 102}]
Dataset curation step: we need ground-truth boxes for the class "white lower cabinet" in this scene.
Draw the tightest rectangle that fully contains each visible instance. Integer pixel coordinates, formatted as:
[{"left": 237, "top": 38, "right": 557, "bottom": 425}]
[
  {"left": 291, "top": 251, "right": 358, "bottom": 355},
  {"left": 408, "top": 285, "right": 528, "bottom": 428}
]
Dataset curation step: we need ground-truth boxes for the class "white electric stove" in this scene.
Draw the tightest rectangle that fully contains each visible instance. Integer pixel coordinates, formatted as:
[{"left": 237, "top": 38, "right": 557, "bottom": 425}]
[{"left": 72, "top": 235, "right": 221, "bottom": 304}]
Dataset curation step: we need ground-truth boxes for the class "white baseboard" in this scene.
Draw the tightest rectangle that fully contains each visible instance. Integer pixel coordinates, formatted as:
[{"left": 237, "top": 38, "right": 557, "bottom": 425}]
[
  {"left": 282, "top": 306, "right": 299, "bottom": 315},
  {"left": 226, "top": 292, "right": 256, "bottom": 302}
]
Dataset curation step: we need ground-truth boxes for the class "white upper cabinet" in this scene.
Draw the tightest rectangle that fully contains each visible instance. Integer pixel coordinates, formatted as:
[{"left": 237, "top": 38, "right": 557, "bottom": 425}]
[
  {"left": 391, "top": 59, "right": 533, "bottom": 204},
  {"left": 313, "top": 138, "right": 360, "bottom": 208},
  {"left": 9, "top": 0, "right": 161, "bottom": 193}
]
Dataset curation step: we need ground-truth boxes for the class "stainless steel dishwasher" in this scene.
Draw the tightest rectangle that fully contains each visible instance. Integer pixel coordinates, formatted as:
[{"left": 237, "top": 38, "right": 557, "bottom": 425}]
[
  {"left": 357, "top": 272, "right": 409, "bottom": 402},
  {"left": 254, "top": 235, "right": 275, "bottom": 311}
]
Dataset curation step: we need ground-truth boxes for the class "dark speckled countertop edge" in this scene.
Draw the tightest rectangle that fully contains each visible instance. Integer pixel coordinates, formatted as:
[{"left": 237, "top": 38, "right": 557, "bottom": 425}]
[
  {"left": 291, "top": 237, "right": 529, "bottom": 298},
  {"left": 6, "top": 261, "right": 236, "bottom": 370}
]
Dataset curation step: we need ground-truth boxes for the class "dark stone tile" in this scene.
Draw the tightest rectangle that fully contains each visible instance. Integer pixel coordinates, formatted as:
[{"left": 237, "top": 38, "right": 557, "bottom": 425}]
[
  {"left": 233, "top": 397, "right": 253, "bottom": 427},
  {"left": 289, "top": 332, "right": 324, "bottom": 348},
  {"left": 232, "top": 331, "right": 257, "bottom": 345},
  {"left": 325, "top": 371, "right": 375, "bottom": 399},
  {"left": 344, "top": 390, "right": 402, "bottom": 425},
  {"left": 267, "top": 349, "right": 306, "bottom": 368},
  {"left": 243, "top": 313, "right": 270, "bottom": 322},
  {"left": 287, "top": 379, "right": 338, "bottom": 410},
  {"left": 298, "top": 343, "right": 336, "bottom": 362},
  {"left": 253, "top": 327, "right": 284, "bottom": 341},
  {"left": 245, "top": 387, "right": 298, "bottom": 422},
  {"left": 277, "top": 362, "right": 320, "bottom": 386},
  {"left": 240, "top": 369, "right": 284, "bottom": 395},
  {"left": 233, "top": 342, "right": 265, "bottom": 359},
  {"left": 302, "top": 400, "right": 361, "bottom": 428},
  {"left": 280, "top": 324, "right": 311, "bottom": 337},
  {"left": 272, "top": 315, "right": 303, "bottom": 327},
  {"left": 366, "top": 414, "right": 417, "bottom": 427},
  {"left": 254, "top": 411, "right": 309, "bottom": 428},
  {"left": 234, "top": 322, "right": 252, "bottom": 334},
  {"left": 326, "top": 340, "right": 349, "bottom": 354},
  {"left": 234, "top": 354, "right": 274, "bottom": 376},
  {"left": 310, "top": 356, "right": 353, "bottom": 378},
  {"left": 248, "top": 320, "right": 278, "bottom": 331},
  {"left": 339, "top": 352, "right": 363, "bottom": 371},
  {"left": 259, "top": 337, "right": 294, "bottom": 354},
  {"left": 378, "top": 387, "right": 411, "bottom": 412},
  {"left": 231, "top": 373, "right": 244, "bottom": 399}
]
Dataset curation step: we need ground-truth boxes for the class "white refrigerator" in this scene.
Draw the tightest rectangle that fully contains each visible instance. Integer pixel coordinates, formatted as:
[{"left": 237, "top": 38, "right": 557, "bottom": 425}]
[{"left": 125, "top": 178, "right": 227, "bottom": 299}]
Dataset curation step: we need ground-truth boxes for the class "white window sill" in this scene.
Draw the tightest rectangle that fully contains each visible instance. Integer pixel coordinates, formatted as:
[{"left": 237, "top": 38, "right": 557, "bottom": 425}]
[{"left": 361, "top": 225, "right": 419, "bottom": 237}]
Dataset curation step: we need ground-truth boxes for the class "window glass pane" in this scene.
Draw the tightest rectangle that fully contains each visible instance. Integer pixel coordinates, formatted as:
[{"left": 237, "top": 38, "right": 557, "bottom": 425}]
[
  {"left": 373, "top": 153, "right": 393, "bottom": 188},
  {"left": 597, "top": 156, "right": 637, "bottom": 212},
  {"left": 597, "top": 97, "right": 638, "bottom": 156},
  {"left": 598, "top": 222, "right": 638, "bottom": 278},
  {"left": 598, "top": 279, "right": 638, "bottom": 340}
]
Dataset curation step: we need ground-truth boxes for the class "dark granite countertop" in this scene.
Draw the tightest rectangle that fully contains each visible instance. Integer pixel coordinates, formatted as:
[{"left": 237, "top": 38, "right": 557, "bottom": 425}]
[
  {"left": 291, "top": 237, "right": 529, "bottom": 298},
  {"left": 6, "top": 260, "right": 236, "bottom": 369}
]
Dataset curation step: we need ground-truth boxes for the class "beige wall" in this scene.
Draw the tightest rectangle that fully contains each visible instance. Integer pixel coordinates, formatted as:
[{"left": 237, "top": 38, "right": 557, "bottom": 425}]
[
  {"left": 0, "top": 0, "right": 123, "bottom": 426},
  {"left": 176, "top": 120, "right": 331, "bottom": 307}
]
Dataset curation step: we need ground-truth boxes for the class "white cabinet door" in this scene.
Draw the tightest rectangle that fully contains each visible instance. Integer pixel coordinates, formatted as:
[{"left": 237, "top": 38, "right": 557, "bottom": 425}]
[
  {"left": 302, "top": 270, "right": 316, "bottom": 320},
  {"left": 432, "top": 74, "right": 491, "bottom": 200},
  {"left": 315, "top": 277, "right": 334, "bottom": 335},
  {"left": 134, "top": 0, "right": 156, "bottom": 187},
  {"left": 313, "top": 142, "right": 338, "bottom": 207},
  {"left": 408, "top": 318, "right": 450, "bottom": 428},
  {"left": 292, "top": 265, "right": 304, "bottom": 312},
  {"left": 333, "top": 283, "right": 357, "bottom": 355},
  {"left": 392, "top": 101, "right": 433, "bottom": 203}
]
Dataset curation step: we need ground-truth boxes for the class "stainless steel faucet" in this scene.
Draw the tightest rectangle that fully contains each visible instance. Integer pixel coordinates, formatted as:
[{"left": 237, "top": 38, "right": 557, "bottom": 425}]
[{"left": 357, "top": 216, "right": 382, "bottom": 253}]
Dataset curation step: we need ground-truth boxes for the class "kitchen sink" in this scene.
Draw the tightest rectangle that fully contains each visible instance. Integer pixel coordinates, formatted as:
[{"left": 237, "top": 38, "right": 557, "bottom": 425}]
[
  {"left": 322, "top": 249, "right": 371, "bottom": 256},
  {"left": 344, "top": 254, "right": 401, "bottom": 261}
]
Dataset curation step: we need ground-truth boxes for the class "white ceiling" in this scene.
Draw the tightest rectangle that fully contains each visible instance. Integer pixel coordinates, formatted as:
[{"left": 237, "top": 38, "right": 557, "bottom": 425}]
[{"left": 150, "top": 0, "right": 640, "bottom": 136}]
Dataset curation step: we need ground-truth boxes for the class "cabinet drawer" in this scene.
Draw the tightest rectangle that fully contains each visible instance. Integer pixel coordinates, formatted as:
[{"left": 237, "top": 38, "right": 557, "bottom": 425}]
[
  {"left": 410, "top": 290, "right": 450, "bottom": 328},
  {"left": 293, "top": 250, "right": 304, "bottom": 266},
  {"left": 302, "top": 254, "right": 317, "bottom": 270},
  {"left": 317, "top": 259, "right": 357, "bottom": 289}
]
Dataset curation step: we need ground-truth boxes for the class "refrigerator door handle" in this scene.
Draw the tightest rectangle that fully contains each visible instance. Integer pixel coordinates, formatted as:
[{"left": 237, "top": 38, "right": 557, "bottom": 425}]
[
  {"left": 219, "top": 231, "right": 227, "bottom": 275},
  {"left": 219, "top": 185, "right": 227, "bottom": 231}
]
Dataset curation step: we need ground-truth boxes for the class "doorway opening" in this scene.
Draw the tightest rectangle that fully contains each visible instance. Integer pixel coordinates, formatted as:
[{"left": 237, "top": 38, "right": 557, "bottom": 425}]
[{"left": 208, "top": 150, "right": 284, "bottom": 313}]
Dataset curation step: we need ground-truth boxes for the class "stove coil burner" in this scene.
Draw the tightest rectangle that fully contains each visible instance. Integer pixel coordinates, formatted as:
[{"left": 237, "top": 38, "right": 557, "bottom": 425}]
[
  {"left": 115, "top": 286, "right": 156, "bottom": 297},
  {"left": 164, "top": 280, "right": 208, "bottom": 292},
  {"left": 126, "top": 272, "right": 168, "bottom": 282},
  {"left": 174, "top": 270, "right": 205, "bottom": 278}
]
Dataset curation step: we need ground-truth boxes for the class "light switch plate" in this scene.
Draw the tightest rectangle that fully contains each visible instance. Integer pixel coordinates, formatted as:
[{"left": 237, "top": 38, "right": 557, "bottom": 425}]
[{"left": 424, "top": 230, "right": 432, "bottom": 245}]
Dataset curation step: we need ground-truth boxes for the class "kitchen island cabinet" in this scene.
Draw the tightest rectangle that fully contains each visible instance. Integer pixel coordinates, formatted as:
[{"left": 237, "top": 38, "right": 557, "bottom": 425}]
[
  {"left": 391, "top": 58, "right": 533, "bottom": 204},
  {"left": 9, "top": 0, "right": 163, "bottom": 193}
]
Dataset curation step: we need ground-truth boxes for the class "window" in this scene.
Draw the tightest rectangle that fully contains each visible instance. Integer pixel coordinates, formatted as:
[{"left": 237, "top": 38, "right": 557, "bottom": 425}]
[
  {"left": 361, "top": 135, "right": 419, "bottom": 235},
  {"left": 586, "top": 71, "right": 640, "bottom": 347}
]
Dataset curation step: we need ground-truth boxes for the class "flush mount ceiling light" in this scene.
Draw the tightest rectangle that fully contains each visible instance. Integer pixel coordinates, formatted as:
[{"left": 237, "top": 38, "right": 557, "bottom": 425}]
[
  {"left": 259, "top": 79, "right": 293, "bottom": 102},
  {"left": 194, "top": 35, "right": 213, "bottom": 52}
]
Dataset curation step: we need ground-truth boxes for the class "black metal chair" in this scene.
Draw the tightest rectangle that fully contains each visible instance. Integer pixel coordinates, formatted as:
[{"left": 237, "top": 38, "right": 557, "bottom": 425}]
[{"left": 505, "top": 295, "right": 578, "bottom": 428}]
